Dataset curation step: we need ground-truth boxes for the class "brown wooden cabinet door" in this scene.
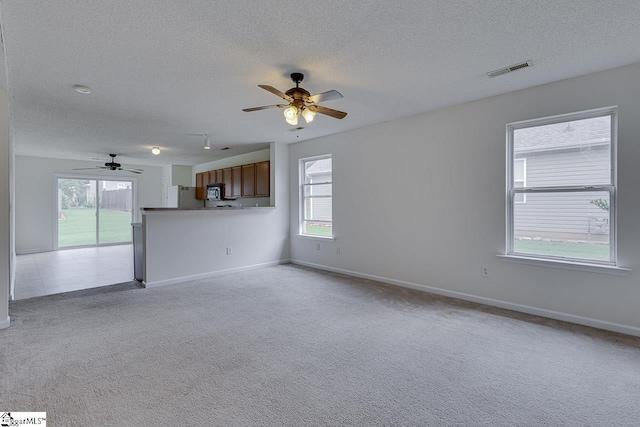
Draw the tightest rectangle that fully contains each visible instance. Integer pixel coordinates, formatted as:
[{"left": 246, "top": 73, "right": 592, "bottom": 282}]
[
  {"left": 255, "top": 161, "right": 270, "bottom": 197},
  {"left": 242, "top": 164, "right": 255, "bottom": 197},
  {"left": 207, "top": 171, "right": 216, "bottom": 186},
  {"left": 222, "top": 168, "right": 232, "bottom": 198},
  {"left": 231, "top": 166, "right": 242, "bottom": 198},
  {"left": 195, "top": 172, "right": 206, "bottom": 200},
  {"left": 215, "top": 169, "right": 223, "bottom": 184}
]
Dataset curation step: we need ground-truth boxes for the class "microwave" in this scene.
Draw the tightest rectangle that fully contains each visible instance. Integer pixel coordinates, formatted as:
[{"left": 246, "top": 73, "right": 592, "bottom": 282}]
[{"left": 206, "top": 183, "right": 223, "bottom": 200}]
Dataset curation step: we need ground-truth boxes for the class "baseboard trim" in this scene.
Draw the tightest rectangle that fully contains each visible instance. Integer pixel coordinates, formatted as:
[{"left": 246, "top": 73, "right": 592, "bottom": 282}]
[
  {"left": 143, "top": 259, "right": 291, "bottom": 288},
  {"left": 16, "top": 249, "right": 54, "bottom": 255},
  {"left": 0, "top": 316, "right": 10, "bottom": 330},
  {"left": 291, "top": 259, "right": 640, "bottom": 338}
]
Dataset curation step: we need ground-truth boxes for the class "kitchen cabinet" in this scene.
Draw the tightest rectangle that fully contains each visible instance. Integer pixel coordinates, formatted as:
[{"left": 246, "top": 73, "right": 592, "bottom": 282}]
[
  {"left": 196, "top": 161, "right": 269, "bottom": 201},
  {"left": 255, "top": 161, "right": 270, "bottom": 197},
  {"left": 207, "top": 171, "right": 216, "bottom": 186},
  {"left": 222, "top": 168, "right": 232, "bottom": 198},
  {"left": 231, "top": 166, "right": 242, "bottom": 198},
  {"left": 195, "top": 172, "right": 206, "bottom": 200},
  {"left": 242, "top": 164, "right": 255, "bottom": 197}
]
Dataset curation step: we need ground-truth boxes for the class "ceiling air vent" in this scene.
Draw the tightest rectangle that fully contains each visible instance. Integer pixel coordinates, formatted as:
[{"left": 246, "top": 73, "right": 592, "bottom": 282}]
[{"left": 487, "top": 60, "right": 533, "bottom": 78}]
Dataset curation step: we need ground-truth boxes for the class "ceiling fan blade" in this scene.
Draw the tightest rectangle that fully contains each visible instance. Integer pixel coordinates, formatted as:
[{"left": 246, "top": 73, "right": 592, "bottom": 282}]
[
  {"left": 242, "top": 104, "right": 286, "bottom": 112},
  {"left": 118, "top": 168, "right": 143, "bottom": 174},
  {"left": 73, "top": 167, "right": 104, "bottom": 171},
  {"left": 306, "top": 90, "right": 343, "bottom": 104},
  {"left": 258, "top": 85, "right": 293, "bottom": 102},
  {"left": 308, "top": 105, "right": 348, "bottom": 119}
]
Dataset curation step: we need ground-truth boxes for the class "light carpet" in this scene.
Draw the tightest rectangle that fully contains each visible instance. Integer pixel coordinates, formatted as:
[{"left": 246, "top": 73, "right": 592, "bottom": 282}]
[{"left": 1, "top": 264, "right": 639, "bottom": 426}]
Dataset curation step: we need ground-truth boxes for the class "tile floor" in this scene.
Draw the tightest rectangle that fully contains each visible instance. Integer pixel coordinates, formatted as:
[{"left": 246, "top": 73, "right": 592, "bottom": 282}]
[{"left": 14, "top": 245, "right": 135, "bottom": 300}]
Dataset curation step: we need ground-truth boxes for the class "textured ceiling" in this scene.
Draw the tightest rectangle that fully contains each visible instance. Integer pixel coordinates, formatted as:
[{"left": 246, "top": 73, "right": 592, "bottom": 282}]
[{"left": 1, "top": 0, "right": 640, "bottom": 166}]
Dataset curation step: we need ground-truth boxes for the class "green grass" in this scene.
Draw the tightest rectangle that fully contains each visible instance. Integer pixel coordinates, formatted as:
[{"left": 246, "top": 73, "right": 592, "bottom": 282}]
[
  {"left": 304, "top": 224, "right": 333, "bottom": 237},
  {"left": 514, "top": 239, "right": 609, "bottom": 261},
  {"left": 58, "top": 208, "right": 132, "bottom": 247}
]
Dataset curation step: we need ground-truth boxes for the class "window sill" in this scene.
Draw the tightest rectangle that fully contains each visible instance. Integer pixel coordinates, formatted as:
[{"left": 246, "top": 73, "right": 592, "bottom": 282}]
[
  {"left": 296, "top": 234, "right": 336, "bottom": 242},
  {"left": 497, "top": 254, "right": 630, "bottom": 276}
]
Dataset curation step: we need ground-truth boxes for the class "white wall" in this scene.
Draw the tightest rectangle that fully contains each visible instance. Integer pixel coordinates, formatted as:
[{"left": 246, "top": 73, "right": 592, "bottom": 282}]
[
  {"left": 143, "top": 143, "right": 289, "bottom": 286},
  {"left": 289, "top": 62, "right": 640, "bottom": 335},
  {"left": 0, "top": 88, "right": 10, "bottom": 328},
  {"left": 15, "top": 156, "right": 163, "bottom": 253}
]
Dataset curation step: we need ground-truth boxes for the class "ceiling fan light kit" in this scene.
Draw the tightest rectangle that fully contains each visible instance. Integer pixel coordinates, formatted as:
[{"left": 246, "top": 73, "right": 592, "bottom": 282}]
[
  {"left": 284, "top": 106, "right": 299, "bottom": 125},
  {"left": 243, "top": 72, "right": 347, "bottom": 125},
  {"left": 204, "top": 135, "right": 211, "bottom": 150},
  {"left": 301, "top": 107, "right": 316, "bottom": 123}
]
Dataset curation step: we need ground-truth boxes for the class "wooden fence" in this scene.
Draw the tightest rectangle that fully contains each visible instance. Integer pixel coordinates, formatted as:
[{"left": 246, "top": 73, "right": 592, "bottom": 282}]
[{"left": 100, "top": 189, "right": 132, "bottom": 211}]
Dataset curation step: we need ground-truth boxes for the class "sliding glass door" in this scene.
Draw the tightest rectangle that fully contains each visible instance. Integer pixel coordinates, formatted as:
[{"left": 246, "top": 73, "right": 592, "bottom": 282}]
[{"left": 57, "top": 178, "right": 133, "bottom": 248}]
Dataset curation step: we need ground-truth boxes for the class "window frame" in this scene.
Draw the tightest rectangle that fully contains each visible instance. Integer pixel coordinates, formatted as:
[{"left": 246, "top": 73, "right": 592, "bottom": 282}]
[
  {"left": 506, "top": 106, "right": 617, "bottom": 266},
  {"left": 513, "top": 158, "right": 526, "bottom": 204},
  {"left": 299, "top": 154, "right": 333, "bottom": 238}
]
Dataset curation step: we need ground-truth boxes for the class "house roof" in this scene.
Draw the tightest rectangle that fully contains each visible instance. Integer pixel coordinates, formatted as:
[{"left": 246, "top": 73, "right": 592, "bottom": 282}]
[
  {"left": 305, "top": 158, "right": 332, "bottom": 175},
  {"left": 514, "top": 115, "right": 610, "bottom": 154}
]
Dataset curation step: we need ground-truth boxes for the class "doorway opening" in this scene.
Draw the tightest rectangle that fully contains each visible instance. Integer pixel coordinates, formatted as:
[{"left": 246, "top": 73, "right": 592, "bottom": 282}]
[{"left": 57, "top": 178, "right": 134, "bottom": 248}]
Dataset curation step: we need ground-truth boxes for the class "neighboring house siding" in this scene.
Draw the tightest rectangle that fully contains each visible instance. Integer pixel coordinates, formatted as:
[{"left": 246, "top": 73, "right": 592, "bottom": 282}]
[
  {"left": 514, "top": 146, "right": 609, "bottom": 240},
  {"left": 308, "top": 171, "right": 332, "bottom": 222}
]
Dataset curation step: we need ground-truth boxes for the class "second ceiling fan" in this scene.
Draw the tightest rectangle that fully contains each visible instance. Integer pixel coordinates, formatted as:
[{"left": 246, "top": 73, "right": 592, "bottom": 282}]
[{"left": 243, "top": 73, "right": 347, "bottom": 126}]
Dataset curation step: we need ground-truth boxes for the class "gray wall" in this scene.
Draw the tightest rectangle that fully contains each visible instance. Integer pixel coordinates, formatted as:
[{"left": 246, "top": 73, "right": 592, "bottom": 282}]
[{"left": 289, "top": 62, "right": 640, "bottom": 335}]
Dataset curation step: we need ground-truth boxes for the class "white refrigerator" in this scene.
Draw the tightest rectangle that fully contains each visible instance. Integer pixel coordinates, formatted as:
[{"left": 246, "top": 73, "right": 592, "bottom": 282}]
[{"left": 166, "top": 186, "right": 203, "bottom": 208}]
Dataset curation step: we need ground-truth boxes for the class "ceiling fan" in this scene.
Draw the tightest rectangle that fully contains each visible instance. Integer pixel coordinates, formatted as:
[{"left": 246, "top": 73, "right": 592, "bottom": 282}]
[
  {"left": 73, "top": 154, "right": 144, "bottom": 174},
  {"left": 243, "top": 73, "right": 347, "bottom": 126}
]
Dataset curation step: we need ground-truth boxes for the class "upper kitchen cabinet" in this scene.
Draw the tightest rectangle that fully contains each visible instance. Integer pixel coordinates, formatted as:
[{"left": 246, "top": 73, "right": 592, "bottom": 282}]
[
  {"left": 231, "top": 166, "right": 242, "bottom": 198},
  {"left": 255, "top": 161, "right": 270, "bottom": 197},
  {"left": 242, "top": 164, "right": 255, "bottom": 197},
  {"left": 207, "top": 171, "right": 216, "bottom": 186},
  {"left": 222, "top": 168, "right": 232, "bottom": 198},
  {"left": 195, "top": 160, "right": 270, "bottom": 200},
  {"left": 195, "top": 172, "right": 206, "bottom": 200}
]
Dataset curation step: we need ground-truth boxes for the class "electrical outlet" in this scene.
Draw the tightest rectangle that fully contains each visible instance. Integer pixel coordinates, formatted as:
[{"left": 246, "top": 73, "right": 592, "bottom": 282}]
[
  {"left": 481, "top": 267, "right": 489, "bottom": 278},
  {"left": 226, "top": 247, "right": 232, "bottom": 255},
  {"left": 316, "top": 242, "right": 320, "bottom": 251},
  {"left": 336, "top": 247, "right": 341, "bottom": 255}
]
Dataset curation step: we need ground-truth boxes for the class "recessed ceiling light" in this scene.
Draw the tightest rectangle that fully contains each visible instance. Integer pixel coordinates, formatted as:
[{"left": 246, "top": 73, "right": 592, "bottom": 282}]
[
  {"left": 74, "top": 84, "right": 92, "bottom": 94},
  {"left": 151, "top": 146, "right": 161, "bottom": 155}
]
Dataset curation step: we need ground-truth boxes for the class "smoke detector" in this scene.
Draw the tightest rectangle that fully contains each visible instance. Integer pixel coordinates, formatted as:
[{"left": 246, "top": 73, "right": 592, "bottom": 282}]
[{"left": 487, "top": 61, "right": 533, "bottom": 78}]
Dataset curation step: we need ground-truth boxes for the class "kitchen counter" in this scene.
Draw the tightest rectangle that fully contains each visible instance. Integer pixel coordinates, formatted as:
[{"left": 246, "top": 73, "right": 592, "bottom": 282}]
[
  {"left": 139, "top": 204, "right": 285, "bottom": 286},
  {"left": 141, "top": 206, "right": 275, "bottom": 213}
]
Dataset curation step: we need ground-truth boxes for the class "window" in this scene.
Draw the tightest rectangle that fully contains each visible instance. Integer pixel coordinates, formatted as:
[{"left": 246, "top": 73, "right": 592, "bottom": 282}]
[
  {"left": 300, "top": 155, "right": 332, "bottom": 237},
  {"left": 507, "top": 107, "right": 616, "bottom": 264}
]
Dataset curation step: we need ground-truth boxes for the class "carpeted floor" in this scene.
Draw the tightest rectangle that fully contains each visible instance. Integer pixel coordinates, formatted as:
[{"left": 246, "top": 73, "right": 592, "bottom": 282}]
[{"left": 1, "top": 264, "right": 639, "bottom": 426}]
